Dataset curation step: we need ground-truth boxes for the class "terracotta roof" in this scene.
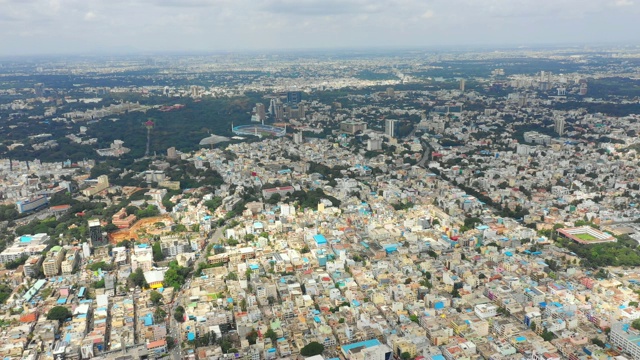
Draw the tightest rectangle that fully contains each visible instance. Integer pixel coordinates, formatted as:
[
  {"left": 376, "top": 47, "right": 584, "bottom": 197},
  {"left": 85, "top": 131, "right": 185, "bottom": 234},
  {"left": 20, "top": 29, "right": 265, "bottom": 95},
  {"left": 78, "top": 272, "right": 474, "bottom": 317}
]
[
  {"left": 147, "top": 339, "right": 167, "bottom": 349},
  {"left": 20, "top": 312, "right": 37, "bottom": 323}
]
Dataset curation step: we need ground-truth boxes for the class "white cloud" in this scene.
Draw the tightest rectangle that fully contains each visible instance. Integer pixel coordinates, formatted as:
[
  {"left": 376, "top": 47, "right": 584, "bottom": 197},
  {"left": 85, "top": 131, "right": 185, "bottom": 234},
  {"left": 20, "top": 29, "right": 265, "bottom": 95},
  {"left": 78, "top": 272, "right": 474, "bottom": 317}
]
[
  {"left": 421, "top": 10, "right": 434, "bottom": 19},
  {"left": 615, "top": 0, "right": 633, "bottom": 6},
  {"left": 0, "top": 0, "right": 638, "bottom": 55}
]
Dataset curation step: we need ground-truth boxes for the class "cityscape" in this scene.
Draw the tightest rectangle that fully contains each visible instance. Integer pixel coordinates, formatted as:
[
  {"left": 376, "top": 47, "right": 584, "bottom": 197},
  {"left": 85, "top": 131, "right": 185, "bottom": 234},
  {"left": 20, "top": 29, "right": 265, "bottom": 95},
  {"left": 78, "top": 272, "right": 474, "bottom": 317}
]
[{"left": 1, "top": 3, "right": 640, "bottom": 360}]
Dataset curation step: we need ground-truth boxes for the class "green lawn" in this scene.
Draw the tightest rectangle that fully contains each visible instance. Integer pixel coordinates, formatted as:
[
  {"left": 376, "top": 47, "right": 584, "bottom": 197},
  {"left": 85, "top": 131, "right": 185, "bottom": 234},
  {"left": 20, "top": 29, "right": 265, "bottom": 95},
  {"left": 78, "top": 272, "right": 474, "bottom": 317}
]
[{"left": 574, "top": 233, "right": 598, "bottom": 241}]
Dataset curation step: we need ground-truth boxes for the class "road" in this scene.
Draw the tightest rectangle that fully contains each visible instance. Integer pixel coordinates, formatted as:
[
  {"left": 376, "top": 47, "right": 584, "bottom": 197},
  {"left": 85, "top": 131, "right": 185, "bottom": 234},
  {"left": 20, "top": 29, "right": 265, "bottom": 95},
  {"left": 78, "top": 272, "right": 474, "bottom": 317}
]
[{"left": 168, "top": 227, "right": 224, "bottom": 359}]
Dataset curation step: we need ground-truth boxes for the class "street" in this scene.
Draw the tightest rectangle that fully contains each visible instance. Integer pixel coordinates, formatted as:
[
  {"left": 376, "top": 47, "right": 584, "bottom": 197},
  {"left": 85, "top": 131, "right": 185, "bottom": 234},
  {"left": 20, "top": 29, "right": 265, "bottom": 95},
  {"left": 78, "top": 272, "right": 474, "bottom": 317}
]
[{"left": 168, "top": 227, "right": 224, "bottom": 359}]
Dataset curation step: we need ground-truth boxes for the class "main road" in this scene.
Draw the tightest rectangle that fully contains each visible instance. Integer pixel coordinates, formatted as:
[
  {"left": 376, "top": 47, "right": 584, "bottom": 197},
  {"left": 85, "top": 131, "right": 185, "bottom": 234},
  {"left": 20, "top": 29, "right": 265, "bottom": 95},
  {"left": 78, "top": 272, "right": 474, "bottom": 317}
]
[{"left": 168, "top": 227, "right": 225, "bottom": 360}]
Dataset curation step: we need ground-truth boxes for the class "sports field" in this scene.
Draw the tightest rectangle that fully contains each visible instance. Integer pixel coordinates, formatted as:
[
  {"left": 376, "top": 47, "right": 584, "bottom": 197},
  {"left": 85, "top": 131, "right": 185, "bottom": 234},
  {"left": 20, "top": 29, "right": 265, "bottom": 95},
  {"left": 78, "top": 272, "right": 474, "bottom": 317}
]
[{"left": 574, "top": 233, "right": 598, "bottom": 242}]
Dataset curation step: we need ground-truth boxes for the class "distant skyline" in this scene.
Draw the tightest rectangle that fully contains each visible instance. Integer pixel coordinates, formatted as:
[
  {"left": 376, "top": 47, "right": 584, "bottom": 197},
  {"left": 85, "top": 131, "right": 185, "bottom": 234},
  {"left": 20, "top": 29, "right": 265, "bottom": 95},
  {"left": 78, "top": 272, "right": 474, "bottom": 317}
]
[{"left": 1, "top": 0, "right": 639, "bottom": 56}]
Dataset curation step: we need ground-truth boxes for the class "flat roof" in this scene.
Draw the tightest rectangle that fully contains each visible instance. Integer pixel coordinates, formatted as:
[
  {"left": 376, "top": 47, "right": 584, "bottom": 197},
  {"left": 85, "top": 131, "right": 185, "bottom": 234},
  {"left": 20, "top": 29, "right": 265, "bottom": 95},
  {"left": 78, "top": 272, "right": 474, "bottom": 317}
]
[{"left": 341, "top": 339, "right": 381, "bottom": 353}]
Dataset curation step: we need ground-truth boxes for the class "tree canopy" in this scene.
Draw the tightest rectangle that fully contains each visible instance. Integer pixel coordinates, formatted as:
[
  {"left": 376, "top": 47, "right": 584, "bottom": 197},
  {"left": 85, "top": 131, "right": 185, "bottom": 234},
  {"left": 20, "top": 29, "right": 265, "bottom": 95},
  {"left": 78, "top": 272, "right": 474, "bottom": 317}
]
[
  {"left": 47, "top": 306, "right": 71, "bottom": 321},
  {"left": 300, "top": 342, "right": 324, "bottom": 357}
]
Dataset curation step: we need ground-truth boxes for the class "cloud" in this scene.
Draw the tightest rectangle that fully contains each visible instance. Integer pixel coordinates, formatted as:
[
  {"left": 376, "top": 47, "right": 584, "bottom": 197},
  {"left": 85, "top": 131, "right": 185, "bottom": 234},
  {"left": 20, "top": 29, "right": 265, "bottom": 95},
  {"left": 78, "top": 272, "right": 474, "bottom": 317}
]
[
  {"left": 615, "top": 0, "right": 633, "bottom": 6},
  {"left": 0, "top": 0, "right": 638, "bottom": 55},
  {"left": 262, "top": 0, "right": 386, "bottom": 16},
  {"left": 421, "top": 10, "right": 434, "bottom": 19},
  {"left": 150, "top": 0, "right": 229, "bottom": 7},
  {"left": 84, "top": 11, "right": 96, "bottom": 21}
]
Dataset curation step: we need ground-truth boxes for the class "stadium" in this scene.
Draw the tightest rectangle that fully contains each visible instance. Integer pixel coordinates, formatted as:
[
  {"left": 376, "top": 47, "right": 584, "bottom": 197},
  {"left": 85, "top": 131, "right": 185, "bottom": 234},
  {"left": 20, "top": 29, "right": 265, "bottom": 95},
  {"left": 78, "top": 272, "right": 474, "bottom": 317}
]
[
  {"left": 557, "top": 226, "right": 616, "bottom": 245},
  {"left": 232, "top": 124, "right": 286, "bottom": 137}
]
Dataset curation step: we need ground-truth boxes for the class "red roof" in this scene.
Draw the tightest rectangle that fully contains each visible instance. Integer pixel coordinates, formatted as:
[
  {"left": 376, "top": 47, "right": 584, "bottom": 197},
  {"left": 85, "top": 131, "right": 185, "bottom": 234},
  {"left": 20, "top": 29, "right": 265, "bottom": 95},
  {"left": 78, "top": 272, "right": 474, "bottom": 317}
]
[
  {"left": 147, "top": 339, "right": 167, "bottom": 349},
  {"left": 50, "top": 204, "right": 71, "bottom": 211},
  {"left": 20, "top": 312, "right": 37, "bottom": 323}
]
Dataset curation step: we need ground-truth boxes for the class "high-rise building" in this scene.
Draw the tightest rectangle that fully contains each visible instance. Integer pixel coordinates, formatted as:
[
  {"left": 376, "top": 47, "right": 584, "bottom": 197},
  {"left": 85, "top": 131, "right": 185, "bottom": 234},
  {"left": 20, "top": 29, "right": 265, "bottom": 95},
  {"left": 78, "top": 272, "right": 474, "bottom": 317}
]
[
  {"left": 579, "top": 80, "right": 588, "bottom": 96},
  {"left": 460, "top": 79, "right": 466, "bottom": 92},
  {"left": 34, "top": 83, "right": 44, "bottom": 97},
  {"left": 269, "top": 98, "right": 277, "bottom": 115},
  {"left": 293, "top": 132, "right": 303, "bottom": 144},
  {"left": 167, "top": 147, "right": 177, "bottom": 159},
  {"left": 367, "top": 138, "right": 383, "bottom": 151},
  {"left": 287, "top": 91, "right": 302, "bottom": 104},
  {"left": 88, "top": 219, "right": 105, "bottom": 247},
  {"left": 554, "top": 118, "right": 565, "bottom": 136},
  {"left": 385, "top": 119, "right": 397, "bottom": 138},
  {"left": 255, "top": 103, "right": 266, "bottom": 122},
  {"left": 386, "top": 87, "right": 395, "bottom": 98},
  {"left": 274, "top": 101, "right": 284, "bottom": 120}
]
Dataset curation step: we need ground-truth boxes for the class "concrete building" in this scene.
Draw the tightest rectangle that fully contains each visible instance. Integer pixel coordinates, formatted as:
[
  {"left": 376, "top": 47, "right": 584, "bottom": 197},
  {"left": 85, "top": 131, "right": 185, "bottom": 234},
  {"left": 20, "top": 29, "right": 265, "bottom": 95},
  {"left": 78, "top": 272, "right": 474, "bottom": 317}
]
[
  {"left": 610, "top": 323, "right": 640, "bottom": 359},
  {"left": 61, "top": 247, "right": 80, "bottom": 275},
  {"left": 23, "top": 254, "right": 43, "bottom": 278},
  {"left": 82, "top": 175, "right": 110, "bottom": 197},
  {"left": 340, "top": 120, "right": 367, "bottom": 134},
  {"left": 42, "top": 246, "right": 65, "bottom": 277},
  {"left": 385, "top": 119, "right": 397, "bottom": 138}
]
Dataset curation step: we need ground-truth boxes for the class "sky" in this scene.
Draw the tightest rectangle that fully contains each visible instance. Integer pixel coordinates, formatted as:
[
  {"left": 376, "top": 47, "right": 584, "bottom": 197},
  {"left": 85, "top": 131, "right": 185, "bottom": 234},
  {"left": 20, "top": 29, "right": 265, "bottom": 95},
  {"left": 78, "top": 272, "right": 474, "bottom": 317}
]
[{"left": 0, "top": 0, "right": 639, "bottom": 56}]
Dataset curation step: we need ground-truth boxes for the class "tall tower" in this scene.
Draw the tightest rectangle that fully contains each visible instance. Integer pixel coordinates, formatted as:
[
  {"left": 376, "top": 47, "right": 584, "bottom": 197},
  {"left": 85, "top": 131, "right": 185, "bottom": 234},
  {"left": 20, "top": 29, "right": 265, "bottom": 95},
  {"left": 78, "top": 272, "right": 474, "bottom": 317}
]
[
  {"left": 274, "top": 101, "right": 284, "bottom": 121},
  {"left": 88, "top": 219, "right": 104, "bottom": 246},
  {"left": 460, "top": 79, "right": 466, "bottom": 92},
  {"left": 579, "top": 80, "right": 588, "bottom": 96},
  {"left": 286, "top": 91, "right": 302, "bottom": 104},
  {"left": 385, "top": 119, "right": 397, "bottom": 138},
  {"left": 34, "top": 83, "right": 44, "bottom": 97},
  {"left": 554, "top": 118, "right": 565, "bottom": 136},
  {"left": 255, "top": 103, "right": 266, "bottom": 122}
]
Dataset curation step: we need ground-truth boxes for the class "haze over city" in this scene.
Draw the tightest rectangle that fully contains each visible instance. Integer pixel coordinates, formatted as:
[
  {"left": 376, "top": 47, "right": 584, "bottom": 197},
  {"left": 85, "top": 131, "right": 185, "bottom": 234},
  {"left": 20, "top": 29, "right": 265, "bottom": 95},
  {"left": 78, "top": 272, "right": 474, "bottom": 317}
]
[{"left": 1, "top": 0, "right": 640, "bottom": 56}]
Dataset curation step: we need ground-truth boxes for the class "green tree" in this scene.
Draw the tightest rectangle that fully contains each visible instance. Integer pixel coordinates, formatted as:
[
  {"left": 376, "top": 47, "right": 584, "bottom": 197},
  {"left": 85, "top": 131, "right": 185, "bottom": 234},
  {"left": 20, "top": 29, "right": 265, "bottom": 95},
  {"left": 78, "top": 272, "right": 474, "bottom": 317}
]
[
  {"left": 152, "top": 241, "right": 164, "bottom": 262},
  {"left": 47, "top": 306, "right": 71, "bottom": 322},
  {"left": 591, "top": 337, "right": 605, "bottom": 348},
  {"left": 104, "top": 223, "right": 119, "bottom": 233},
  {"left": 174, "top": 305, "right": 185, "bottom": 322},
  {"left": 246, "top": 329, "right": 258, "bottom": 345},
  {"left": 163, "top": 261, "right": 190, "bottom": 289},
  {"left": 5, "top": 255, "right": 28, "bottom": 270},
  {"left": 401, "top": 352, "right": 412, "bottom": 360},
  {"left": 226, "top": 272, "right": 238, "bottom": 281},
  {"left": 0, "top": 284, "right": 13, "bottom": 304},
  {"left": 166, "top": 336, "right": 176, "bottom": 350},
  {"left": 129, "top": 268, "right": 148, "bottom": 288},
  {"left": 154, "top": 307, "right": 167, "bottom": 323},
  {"left": 149, "top": 290, "right": 163, "bottom": 305},
  {"left": 300, "top": 342, "right": 324, "bottom": 357},
  {"left": 540, "top": 328, "right": 555, "bottom": 341},
  {"left": 265, "top": 327, "right": 277, "bottom": 343}
]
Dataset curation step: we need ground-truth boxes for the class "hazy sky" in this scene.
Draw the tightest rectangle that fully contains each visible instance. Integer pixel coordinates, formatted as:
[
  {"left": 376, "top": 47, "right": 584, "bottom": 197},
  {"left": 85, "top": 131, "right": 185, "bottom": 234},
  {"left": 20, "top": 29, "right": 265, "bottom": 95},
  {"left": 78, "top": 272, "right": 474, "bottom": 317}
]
[{"left": 1, "top": 0, "right": 638, "bottom": 55}]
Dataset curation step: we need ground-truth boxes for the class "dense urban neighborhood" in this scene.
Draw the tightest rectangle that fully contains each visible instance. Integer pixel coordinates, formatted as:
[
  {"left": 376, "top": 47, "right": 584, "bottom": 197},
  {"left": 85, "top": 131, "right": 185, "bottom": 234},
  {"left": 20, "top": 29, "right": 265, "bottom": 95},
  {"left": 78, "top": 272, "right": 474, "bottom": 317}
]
[{"left": 1, "top": 48, "right": 640, "bottom": 360}]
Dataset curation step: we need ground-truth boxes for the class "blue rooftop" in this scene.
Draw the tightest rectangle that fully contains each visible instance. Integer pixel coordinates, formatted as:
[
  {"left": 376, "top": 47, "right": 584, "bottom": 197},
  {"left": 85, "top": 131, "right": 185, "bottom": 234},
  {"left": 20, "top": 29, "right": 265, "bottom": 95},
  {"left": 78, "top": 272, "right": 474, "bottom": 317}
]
[
  {"left": 313, "top": 234, "right": 327, "bottom": 244},
  {"left": 341, "top": 339, "right": 381, "bottom": 353}
]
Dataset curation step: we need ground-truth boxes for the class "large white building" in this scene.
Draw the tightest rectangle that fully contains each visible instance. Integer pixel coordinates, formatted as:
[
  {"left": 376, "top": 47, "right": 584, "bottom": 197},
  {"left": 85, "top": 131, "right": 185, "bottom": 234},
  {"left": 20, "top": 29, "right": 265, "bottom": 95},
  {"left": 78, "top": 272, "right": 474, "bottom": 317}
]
[
  {"left": 0, "top": 233, "right": 49, "bottom": 264},
  {"left": 385, "top": 119, "right": 397, "bottom": 138},
  {"left": 131, "top": 244, "right": 153, "bottom": 272},
  {"left": 610, "top": 322, "right": 640, "bottom": 359}
]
